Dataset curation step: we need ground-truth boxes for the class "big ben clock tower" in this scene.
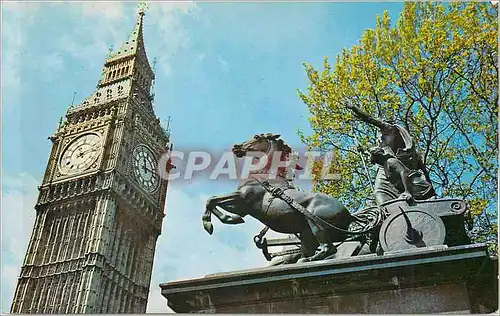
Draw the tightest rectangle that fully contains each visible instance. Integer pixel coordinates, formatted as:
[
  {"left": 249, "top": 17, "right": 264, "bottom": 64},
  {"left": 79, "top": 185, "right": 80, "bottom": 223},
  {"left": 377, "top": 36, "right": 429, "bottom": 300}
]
[{"left": 10, "top": 8, "right": 171, "bottom": 313}]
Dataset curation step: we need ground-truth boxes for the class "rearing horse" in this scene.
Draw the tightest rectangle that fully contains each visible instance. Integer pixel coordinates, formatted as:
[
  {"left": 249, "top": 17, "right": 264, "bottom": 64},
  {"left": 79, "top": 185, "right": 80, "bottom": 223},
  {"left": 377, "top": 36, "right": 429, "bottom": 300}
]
[{"left": 202, "top": 133, "right": 353, "bottom": 262}]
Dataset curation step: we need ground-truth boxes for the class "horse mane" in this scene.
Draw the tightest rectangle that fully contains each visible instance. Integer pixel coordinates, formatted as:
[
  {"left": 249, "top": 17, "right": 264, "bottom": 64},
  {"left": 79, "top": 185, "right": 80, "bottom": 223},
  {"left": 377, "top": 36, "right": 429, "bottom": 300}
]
[
  {"left": 255, "top": 133, "right": 293, "bottom": 154},
  {"left": 276, "top": 139, "right": 292, "bottom": 154}
]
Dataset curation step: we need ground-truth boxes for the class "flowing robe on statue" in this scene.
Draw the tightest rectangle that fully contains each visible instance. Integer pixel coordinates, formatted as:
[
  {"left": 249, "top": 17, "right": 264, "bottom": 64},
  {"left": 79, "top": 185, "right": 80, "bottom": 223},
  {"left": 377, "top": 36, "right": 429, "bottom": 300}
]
[{"left": 373, "top": 123, "right": 435, "bottom": 205}]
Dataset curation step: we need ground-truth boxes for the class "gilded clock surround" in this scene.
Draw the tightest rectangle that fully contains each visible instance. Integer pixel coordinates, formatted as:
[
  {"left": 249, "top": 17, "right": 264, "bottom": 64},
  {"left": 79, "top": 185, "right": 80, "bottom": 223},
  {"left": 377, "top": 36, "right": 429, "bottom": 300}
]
[
  {"left": 58, "top": 132, "right": 102, "bottom": 175},
  {"left": 132, "top": 145, "right": 160, "bottom": 193}
]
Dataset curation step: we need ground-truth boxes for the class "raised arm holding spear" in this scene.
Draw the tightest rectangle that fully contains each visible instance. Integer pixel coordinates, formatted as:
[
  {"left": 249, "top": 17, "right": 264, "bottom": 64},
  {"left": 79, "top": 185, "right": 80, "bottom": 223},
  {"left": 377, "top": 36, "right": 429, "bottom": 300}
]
[{"left": 345, "top": 103, "right": 435, "bottom": 205}]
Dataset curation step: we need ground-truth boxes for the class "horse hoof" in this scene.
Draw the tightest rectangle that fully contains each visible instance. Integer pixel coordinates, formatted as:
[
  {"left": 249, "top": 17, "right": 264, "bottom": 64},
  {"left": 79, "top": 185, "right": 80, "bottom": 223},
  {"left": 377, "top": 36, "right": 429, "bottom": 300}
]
[
  {"left": 297, "top": 257, "right": 310, "bottom": 263},
  {"left": 220, "top": 215, "right": 245, "bottom": 224},
  {"left": 376, "top": 246, "right": 384, "bottom": 256},
  {"left": 228, "top": 216, "right": 245, "bottom": 224},
  {"left": 203, "top": 221, "right": 214, "bottom": 235}
]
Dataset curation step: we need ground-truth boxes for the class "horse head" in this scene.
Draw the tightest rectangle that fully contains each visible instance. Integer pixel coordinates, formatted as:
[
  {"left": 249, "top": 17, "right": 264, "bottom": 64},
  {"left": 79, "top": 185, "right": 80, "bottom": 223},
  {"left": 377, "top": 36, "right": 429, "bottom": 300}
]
[
  {"left": 232, "top": 133, "right": 302, "bottom": 177},
  {"left": 232, "top": 133, "right": 285, "bottom": 157}
]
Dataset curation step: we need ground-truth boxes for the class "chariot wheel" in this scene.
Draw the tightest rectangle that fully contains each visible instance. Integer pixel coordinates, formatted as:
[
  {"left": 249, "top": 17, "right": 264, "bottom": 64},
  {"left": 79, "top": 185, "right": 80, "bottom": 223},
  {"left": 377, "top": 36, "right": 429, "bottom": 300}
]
[{"left": 379, "top": 206, "right": 446, "bottom": 252}]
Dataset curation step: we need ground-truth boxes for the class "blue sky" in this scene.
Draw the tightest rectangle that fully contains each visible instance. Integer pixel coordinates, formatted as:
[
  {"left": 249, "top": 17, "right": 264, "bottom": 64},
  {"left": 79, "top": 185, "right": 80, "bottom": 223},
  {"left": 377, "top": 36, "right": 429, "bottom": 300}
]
[{"left": 1, "top": 1, "right": 404, "bottom": 312}]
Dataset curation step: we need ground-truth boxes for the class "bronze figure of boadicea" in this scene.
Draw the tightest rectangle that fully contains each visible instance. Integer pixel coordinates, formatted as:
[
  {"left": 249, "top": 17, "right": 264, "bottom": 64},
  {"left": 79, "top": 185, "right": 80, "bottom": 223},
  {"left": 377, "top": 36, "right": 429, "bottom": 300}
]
[
  {"left": 346, "top": 103, "right": 436, "bottom": 205},
  {"left": 201, "top": 117, "right": 470, "bottom": 264}
]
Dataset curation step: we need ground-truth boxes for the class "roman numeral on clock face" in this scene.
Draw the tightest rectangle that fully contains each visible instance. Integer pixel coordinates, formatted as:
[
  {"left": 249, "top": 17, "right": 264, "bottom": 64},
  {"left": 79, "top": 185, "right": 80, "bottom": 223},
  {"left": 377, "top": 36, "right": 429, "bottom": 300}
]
[
  {"left": 132, "top": 145, "right": 159, "bottom": 192},
  {"left": 59, "top": 133, "right": 101, "bottom": 175}
]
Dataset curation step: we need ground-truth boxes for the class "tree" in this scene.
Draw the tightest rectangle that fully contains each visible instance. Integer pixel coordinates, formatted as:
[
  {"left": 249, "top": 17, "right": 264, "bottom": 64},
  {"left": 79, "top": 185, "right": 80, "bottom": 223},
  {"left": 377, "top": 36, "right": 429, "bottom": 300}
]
[{"left": 298, "top": 2, "right": 498, "bottom": 252}]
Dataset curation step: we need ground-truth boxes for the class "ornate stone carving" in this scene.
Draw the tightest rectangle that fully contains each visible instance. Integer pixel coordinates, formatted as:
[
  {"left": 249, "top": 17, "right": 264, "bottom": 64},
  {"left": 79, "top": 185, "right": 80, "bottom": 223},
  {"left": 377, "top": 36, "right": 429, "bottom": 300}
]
[{"left": 11, "top": 9, "right": 168, "bottom": 314}]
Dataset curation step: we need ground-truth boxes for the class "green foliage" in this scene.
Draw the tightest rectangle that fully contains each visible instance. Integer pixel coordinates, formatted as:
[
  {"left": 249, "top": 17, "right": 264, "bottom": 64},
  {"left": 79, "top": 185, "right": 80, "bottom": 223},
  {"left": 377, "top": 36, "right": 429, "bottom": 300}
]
[{"left": 298, "top": 2, "right": 498, "bottom": 252}]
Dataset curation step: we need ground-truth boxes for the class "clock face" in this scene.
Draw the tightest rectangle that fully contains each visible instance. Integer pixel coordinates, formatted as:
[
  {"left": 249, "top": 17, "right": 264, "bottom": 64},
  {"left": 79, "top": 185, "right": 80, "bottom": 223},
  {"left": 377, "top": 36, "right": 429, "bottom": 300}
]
[
  {"left": 132, "top": 145, "right": 159, "bottom": 192},
  {"left": 59, "top": 133, "right": 102, "bottom": 175}
]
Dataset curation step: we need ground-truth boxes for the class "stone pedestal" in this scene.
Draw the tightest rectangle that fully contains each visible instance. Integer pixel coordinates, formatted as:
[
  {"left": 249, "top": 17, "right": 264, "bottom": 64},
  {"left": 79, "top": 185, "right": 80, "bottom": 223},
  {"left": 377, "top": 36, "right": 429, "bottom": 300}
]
[{"left": 160, "top": 244, "right": 498, "bottom": 313}]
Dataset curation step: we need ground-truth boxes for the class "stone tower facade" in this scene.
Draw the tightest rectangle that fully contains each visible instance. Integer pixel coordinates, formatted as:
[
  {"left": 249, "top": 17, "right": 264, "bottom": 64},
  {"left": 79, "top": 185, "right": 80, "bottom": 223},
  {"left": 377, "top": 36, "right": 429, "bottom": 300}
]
[{"left": 10, "top": 10, "right": 171, "bottom": 313}]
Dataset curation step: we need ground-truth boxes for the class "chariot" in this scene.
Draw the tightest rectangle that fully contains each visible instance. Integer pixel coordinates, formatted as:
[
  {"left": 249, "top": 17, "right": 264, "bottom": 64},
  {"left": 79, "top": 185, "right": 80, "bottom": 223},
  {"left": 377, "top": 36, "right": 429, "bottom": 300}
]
[
  {"left": 202, "top": 133, "right": 472, "bottom": 264},
  {"left": 254, "top": 196, "right": 471, "bottom": 264}
]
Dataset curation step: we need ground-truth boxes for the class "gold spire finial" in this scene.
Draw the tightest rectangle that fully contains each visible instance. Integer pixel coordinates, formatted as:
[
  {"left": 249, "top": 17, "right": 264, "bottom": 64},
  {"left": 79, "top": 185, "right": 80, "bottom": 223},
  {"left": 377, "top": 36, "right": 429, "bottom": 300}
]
[{"left": 138, "top": 1, "right": 148, "bottom": 15}]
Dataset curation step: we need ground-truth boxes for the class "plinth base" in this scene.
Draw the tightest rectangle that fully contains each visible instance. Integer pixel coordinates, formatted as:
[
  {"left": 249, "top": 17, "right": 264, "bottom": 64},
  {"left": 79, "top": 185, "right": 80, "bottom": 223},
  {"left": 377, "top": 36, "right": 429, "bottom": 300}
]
[{"left": 160, "top": 244, "right": 498, "bottom": 313}]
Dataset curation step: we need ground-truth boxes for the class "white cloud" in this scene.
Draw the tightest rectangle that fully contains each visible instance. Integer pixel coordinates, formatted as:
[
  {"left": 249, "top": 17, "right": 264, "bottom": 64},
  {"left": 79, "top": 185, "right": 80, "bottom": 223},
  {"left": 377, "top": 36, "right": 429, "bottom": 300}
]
[
  {"left": 1, "top": 27, "right": 22, "bottom": 98},
  {"left": 217, "top": 55, "right": 229, "bottom": 71},
  {"left": 146, "top": 181, "right": 279, "bottom": 312},
  {"left": 145, "top": 2, "right": 200, "bottom": 77},
  {"left": 80, "top": 2, "right": 126, "bottom": 22},
  {"left": 2, "top": 1, "right": 41, "bottom": 14},
  {"left": 197, "top": 53, "right": 206, "bottom": 62},
  {"left": 3, "top": 3, "right": 295, "bottom": 311},
  {"left": 49, "top": 2, "right": 199, "bottom": 78},
  {"left": 38, "top": 52, "right": 64, "bottom": 74},
  {"left": 1, "top": 173, "right": 39, "bottom": 260},
  {"left": 1, "top": 173, "right": 38, "bottom": 313},
  {"left": 54, "top": 2, "right": 127, "bottom": 66},
  {"left": 1, "top": 4, "right": 31, "bottom": 98},
  {"left": 2, "top": 3, "right": 66, "bottom": 101},
  {"left": 0, "top": 172, "right": 277, "bottom": 313},
  {"left": 1, "top": 2, "right": 200, "bottom": 106},
  {"left": 1, "top": 265, "right": 22, "bottom": 313}
]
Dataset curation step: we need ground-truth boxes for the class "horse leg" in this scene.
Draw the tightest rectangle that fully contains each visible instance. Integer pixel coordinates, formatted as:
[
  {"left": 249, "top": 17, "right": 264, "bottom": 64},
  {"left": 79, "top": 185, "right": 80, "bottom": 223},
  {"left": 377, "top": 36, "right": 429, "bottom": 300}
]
[
  {"left": 205, "top": 193, "right": 244, "bottom": 222},
  {"left": 297, "top": 226, "right": 319, "bottom": 263},
  {"left": 208, "top": 192, "right": 246, "bottom": 224},
  {"left": 302, "top": 197, "right": 340, "bottom": 261},
  {"left": 202, "top": 207, "right": 214, "bottom": 235},
  {"left": 214, "top": 199, "right": 245, "bottom": 224},
  {"left": 303, "top": 219, "right": 337, "bottom": 262},
  {"left": 301, "top": 193, "right": 354, "bottom": 261},
  {"left": 369, "top": 226, "right": 381, "bottom": 253},
  {"left": 202, "top": 193, "right": 245, "bottom": 234}
]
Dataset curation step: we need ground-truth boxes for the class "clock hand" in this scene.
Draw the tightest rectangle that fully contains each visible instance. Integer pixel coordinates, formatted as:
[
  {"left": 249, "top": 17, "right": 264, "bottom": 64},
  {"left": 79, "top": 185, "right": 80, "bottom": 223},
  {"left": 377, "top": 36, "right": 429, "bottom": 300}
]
[
  {"left": 77, "top": 149, "right": 94, "bottom": 158},
  {"left": 76, "top": 145, "right": 99, "bottom": 158},
  {"left": 144, "top": 166, "right": 157, "bottom": 174},
  {"left": 79, "top": 144, "right": 100, "bottom": 155}
]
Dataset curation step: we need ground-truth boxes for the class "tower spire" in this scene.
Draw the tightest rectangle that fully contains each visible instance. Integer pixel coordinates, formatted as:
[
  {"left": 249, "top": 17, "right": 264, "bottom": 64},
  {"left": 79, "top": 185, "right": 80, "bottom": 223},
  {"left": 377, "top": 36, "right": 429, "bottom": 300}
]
[
  {"left": 106, "top": 2, "right": 148, "bottom": 62},
  {"left": 80, "top": 4, "right": 155, "bottom": 110},
  {"left": 138, "top": 1, "right": 148, "bottom": 15}
]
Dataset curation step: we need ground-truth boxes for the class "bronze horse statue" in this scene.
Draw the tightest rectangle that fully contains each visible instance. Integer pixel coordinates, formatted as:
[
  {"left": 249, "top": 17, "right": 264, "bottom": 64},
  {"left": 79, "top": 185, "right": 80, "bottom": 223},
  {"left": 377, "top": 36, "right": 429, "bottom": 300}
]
[{"left": 202, "top": 133, "right": 353, "bottom": 262}]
